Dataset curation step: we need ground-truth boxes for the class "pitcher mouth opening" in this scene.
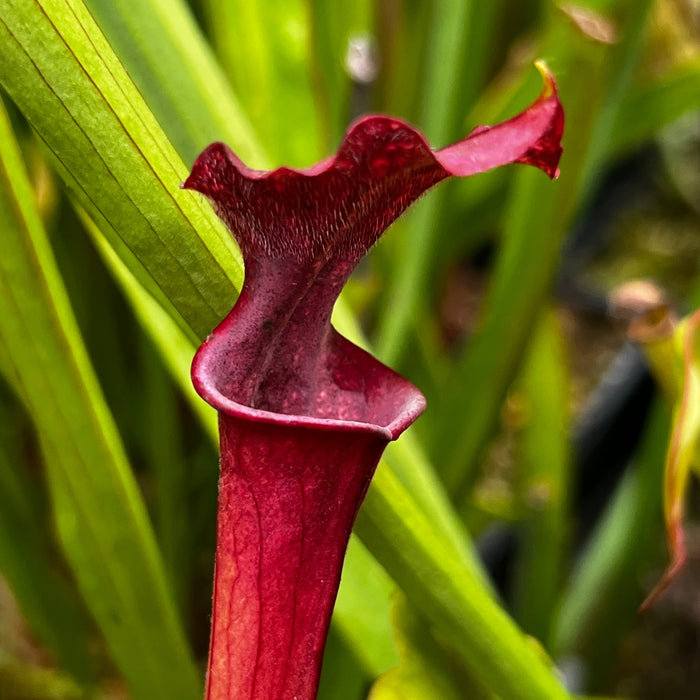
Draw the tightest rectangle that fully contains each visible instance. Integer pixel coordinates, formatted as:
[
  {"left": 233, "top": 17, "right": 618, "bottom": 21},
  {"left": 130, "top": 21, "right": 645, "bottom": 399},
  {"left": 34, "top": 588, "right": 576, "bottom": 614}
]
[{"left": 191, "top": 324, "right": 426, "bottom": 441}]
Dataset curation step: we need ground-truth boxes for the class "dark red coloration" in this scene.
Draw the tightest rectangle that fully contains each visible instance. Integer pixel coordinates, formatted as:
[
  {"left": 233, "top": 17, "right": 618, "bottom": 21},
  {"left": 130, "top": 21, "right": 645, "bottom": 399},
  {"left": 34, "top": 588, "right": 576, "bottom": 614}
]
[
  {"left": 192, "top": 286, "right": 423, "bottom": 700},
  {"left": 186, "top": 66, "right": 564, "bottom": 700},
  {"left": 186, "top": 68, "right": 562, "bottom": 271},
  {"left": 205, "top": 395, "right": 419, "bottom": 700}
]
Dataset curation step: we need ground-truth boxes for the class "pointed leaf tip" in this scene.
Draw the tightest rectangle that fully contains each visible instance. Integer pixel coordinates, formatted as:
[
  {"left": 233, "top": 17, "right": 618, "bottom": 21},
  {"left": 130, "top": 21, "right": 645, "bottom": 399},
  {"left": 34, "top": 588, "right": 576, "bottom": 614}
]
[
  {"left": 638, "top": 309, "right": 700, "bottom": 610},
  {"left": 534, "top": 60, "right": 555, "bottom": 98}
]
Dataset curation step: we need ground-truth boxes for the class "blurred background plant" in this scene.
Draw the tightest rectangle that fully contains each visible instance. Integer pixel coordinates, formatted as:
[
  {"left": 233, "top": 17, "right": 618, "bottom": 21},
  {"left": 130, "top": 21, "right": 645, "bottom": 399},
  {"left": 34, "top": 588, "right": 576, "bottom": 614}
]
[{"left": 1, "top": 0, "right": 700, "bottom": 698}]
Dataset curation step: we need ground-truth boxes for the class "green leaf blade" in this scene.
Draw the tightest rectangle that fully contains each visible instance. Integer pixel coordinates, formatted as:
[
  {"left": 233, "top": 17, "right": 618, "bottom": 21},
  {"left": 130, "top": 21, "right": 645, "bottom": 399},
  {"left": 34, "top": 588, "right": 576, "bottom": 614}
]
[
  {"left": 0, "top": 0, "right": 243, "bottom": 340},
  {"left": 0, "top": 97, "right": 200, "bottom": 700}
]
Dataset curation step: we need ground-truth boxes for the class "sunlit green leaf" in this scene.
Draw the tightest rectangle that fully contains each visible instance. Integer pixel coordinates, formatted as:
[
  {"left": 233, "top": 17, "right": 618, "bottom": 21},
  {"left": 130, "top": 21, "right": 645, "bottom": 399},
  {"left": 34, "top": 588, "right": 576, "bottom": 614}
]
[
  {"left": 376, "top": 0, "right": 504, "bottom": 363},
  {"left": 0, "top": 0, "right": 243, "bottom": 340},
  {"left": 357, "top": 465, "right": 569, "bottom": 700},
  {"left": 202, "top": 0, "right": 321, "bottom": 164},
  {"left": 369, "top": 595, "right": 491, "bottom": 700},
  {"left": 553, "top": 407, "right": 669, "bottom": 687},
  {"left": 83, "top": 0, "right": 267, "bottom": 166},
  {"left": 0, "top": 97, "right": 200, "bottom": 700}
]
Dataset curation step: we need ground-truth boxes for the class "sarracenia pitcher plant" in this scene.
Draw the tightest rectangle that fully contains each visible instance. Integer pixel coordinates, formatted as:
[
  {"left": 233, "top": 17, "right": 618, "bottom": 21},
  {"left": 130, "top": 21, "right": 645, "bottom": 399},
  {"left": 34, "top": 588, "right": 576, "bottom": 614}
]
[{"left": 185, "top": 62, "right": 564, "bottom": 700}]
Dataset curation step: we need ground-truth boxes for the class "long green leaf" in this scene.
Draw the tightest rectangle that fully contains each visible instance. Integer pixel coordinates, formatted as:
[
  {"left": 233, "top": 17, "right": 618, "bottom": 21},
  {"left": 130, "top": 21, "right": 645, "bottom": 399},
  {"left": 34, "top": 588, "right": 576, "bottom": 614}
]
[
  {"left": 553, "top": 406, "right": 669, "bottom": 689},
  {"left": 512, "top": 310, "right": 570, "bottom": 645},
  {"left": 610, "top": 58, "right": 700, "bottom": 158},
  {"left": 139, "top": 336, "right": 191, "bottom": 612},
  {"left": 436, "top": 1, "right": 656, "bottom": 494},
  {"left": 0, "top": 0, "right": 243, "bottom": 341},
  {"left": 202, "top": 0, "right": 322, "bottom": 164},
  {"left": 306, "top": 0, "right": 374, "bottom": 149},
  {"left": 0, "top": 385, "right": 92, "bottom": 681},
  {"left": 356, "top": 464, "right": 569, "bottom": 700},
  {"left": 375, "top": 0, "right": 504, "bottom": 363},
  {"left": 0, "top": 97, "right": 200, "bottom": 700},
  {"left": 83, "top": 0, "right": 267, "bottom": 166}
]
